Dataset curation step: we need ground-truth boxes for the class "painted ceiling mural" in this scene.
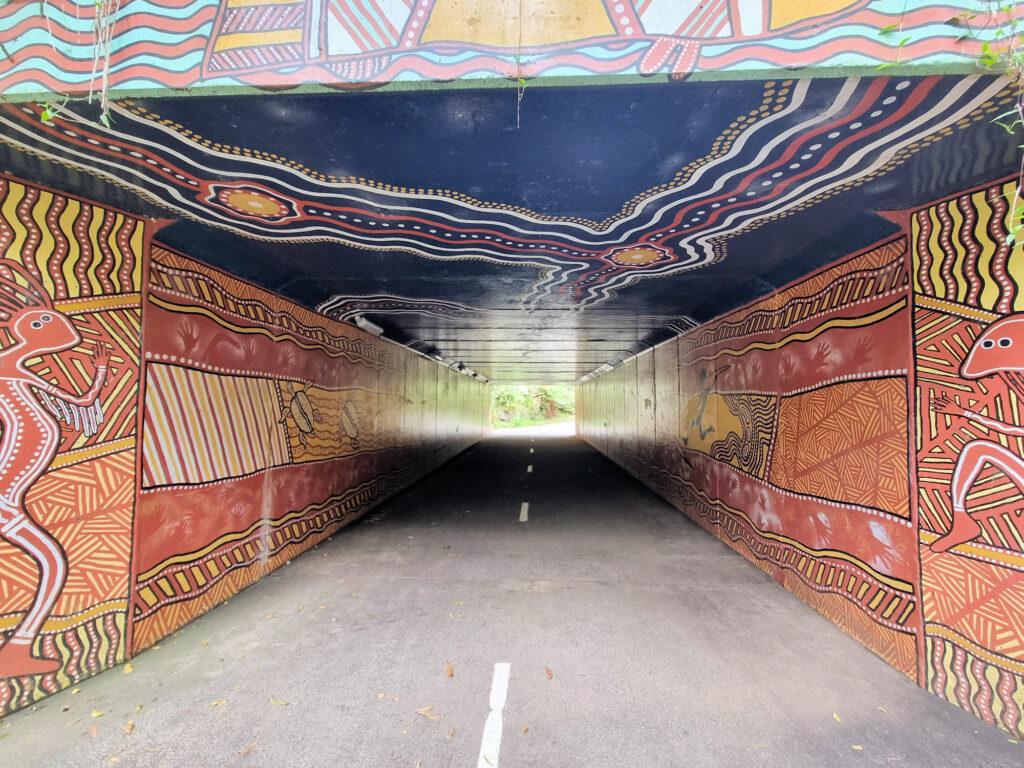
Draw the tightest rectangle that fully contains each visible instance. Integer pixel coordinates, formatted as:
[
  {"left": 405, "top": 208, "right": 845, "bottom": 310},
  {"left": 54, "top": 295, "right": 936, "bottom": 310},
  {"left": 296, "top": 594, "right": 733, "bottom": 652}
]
[
  {"left": 0, "top": 0, "right": 997, "bottom": 96},
  {"left": 0, "top": 73, "right": 1018, "bottom": 382}
]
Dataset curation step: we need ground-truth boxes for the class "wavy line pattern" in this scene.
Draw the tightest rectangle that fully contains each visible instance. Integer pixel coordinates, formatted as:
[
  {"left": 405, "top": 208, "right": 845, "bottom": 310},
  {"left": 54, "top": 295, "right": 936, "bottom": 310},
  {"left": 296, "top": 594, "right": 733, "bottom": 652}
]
[
  {"left": 0, "top": 0, "right": 991, "bottom": 93},
  {"left": 0, "top": 75, "right": 1007, "bottom": 308}
]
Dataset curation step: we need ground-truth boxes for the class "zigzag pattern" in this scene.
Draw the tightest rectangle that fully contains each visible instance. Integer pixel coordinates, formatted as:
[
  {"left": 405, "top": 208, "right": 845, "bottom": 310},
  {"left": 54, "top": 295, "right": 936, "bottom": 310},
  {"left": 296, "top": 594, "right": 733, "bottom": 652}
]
[
  {"left": 0, "top": 610, "right": 126, "bottom": 718},
  {"left": 709, "top": 393, "right": 775, "bottom": 479},
  {"left": 29, "top": 306, "right": 142, "bottom": 454},
  {"left": 770, "top": 378, "right": 910, "bottom": 519}
]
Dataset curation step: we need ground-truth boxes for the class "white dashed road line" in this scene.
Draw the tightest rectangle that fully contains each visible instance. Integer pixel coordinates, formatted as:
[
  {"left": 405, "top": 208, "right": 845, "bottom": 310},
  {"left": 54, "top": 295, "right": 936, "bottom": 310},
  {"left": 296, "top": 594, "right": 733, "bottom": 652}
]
[
  {"left": 527, "top": 464, "right": 533, "bottom": 473},
  {"left": 519, "top": 502, "right": 529, "bottom": 523},
  {"left": 477, "top": 663, "right": 511, "bottom": 768}
]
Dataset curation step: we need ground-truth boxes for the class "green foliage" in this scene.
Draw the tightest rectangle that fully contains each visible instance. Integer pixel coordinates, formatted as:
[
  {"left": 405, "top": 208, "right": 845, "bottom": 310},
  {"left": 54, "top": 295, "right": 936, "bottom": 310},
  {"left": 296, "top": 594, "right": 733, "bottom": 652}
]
[{"left": 491, "top": 384, "right": 575, "bottom": 427}]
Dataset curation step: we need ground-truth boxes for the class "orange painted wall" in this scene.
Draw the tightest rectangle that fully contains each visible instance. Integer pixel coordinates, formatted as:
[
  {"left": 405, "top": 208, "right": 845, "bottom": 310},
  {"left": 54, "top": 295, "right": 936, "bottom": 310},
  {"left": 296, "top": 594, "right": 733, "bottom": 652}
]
[
  {"left": 0, "top": 175, "right": 489, "bottom": 716},
  {"left": 129, "top": 245, "right": 489, "bottom": 652},
  {"left": 578, "top": 175, "right": 1024, "bottom": 738}
]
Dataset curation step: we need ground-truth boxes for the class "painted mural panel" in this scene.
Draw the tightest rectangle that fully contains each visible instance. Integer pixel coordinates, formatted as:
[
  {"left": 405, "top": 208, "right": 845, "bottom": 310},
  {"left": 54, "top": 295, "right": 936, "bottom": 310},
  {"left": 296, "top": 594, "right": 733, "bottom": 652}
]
[
  {"left": 0, "top": 0, "right": 999, "bottom": 95},
  {"left": 912, "top": 178, "right": 1024, "bottom": 737},
  {"left": 131, "top": 245, "right": 487, "bottom": 652},
  {"left": 0, "top": 175, "right": 143, "bottom": 716},
  {"left": 578, "top": 238, "right": 920, "bottom": 678}
]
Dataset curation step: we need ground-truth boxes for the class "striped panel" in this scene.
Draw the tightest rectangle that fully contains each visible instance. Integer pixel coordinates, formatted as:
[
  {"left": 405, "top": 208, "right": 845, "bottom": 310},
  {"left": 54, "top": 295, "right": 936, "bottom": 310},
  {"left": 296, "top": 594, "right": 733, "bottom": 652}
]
[
  {"left": 913, "top": 180, "right": 1024, "bottom": 313},
  {"left": 141, "top": 364, "right": 289, "bottom": 487},
  {"left": 0, "top": 177, "right": 142, "bottom": 298}
]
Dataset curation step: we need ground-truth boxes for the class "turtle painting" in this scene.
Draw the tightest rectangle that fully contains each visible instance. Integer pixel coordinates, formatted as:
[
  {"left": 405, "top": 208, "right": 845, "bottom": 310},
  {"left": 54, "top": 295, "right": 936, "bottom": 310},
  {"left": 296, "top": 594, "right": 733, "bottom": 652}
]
[
  {"left": 340, "top": 391, "right": 361, "bottom": 451},
  {"left": 279, "top": 381, "right": 320, "bottom": 448}
]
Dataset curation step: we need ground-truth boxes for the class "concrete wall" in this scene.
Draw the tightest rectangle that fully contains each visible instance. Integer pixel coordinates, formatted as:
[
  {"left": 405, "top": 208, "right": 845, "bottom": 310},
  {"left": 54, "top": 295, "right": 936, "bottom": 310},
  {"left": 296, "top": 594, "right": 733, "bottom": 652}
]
[
  {"left": 578, "top": 173, "right": 1024, "bottom": 737},
  {"left": 0, "top": 173, "right": 489, "bottom": 715}
]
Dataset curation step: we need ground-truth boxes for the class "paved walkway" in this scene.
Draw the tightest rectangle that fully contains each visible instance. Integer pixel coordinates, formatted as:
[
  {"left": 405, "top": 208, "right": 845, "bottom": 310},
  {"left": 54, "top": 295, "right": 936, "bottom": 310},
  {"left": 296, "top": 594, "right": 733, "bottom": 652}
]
[{"left": 3, "top": 425, "right": 1022, "bottom": 767}]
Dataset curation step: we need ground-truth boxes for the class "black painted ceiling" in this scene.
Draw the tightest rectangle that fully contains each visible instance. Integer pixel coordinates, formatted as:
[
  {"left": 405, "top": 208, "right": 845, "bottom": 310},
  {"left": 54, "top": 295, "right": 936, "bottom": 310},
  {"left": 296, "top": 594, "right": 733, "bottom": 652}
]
[{"left": 0, "top": 75, "right": 1016, "bottom": 383}]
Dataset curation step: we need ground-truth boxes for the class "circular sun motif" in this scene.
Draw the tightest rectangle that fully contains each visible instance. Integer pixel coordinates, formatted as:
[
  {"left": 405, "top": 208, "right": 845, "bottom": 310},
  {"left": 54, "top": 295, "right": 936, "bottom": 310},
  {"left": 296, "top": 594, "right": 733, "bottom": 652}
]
[
  {"left": 603, "top": 244, "right": 672, "bottom": 268},
  {"left": 203, "top": 183, "right": 300, "bottom": 223},
  {"left": 221, "top": 190, "right": 289, "bottom": 217}
]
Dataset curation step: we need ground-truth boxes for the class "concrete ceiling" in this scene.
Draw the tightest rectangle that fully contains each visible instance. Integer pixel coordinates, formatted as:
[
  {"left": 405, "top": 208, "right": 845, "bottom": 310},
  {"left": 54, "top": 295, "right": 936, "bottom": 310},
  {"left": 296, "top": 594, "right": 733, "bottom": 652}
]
[{"left": 0, "top": 74, "right": 1016, "bottom": 383}]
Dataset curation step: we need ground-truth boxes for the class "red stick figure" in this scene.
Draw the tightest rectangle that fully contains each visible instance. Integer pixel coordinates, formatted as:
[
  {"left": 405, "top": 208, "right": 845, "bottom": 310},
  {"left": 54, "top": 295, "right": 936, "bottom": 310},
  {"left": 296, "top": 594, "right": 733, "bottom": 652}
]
[
  {"left": 0, "top": 261, "right": 110, "bottom": 677},
  {"left": 930, "top": 313, "right": 1024, "bottom": 553}
]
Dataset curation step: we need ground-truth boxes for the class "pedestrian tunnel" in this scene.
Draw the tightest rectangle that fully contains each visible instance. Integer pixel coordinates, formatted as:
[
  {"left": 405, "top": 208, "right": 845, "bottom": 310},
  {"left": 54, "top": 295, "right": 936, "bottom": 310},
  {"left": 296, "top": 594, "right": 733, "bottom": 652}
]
[{"left": 1, "top": 3, "right": 1024, "bottom": 758}]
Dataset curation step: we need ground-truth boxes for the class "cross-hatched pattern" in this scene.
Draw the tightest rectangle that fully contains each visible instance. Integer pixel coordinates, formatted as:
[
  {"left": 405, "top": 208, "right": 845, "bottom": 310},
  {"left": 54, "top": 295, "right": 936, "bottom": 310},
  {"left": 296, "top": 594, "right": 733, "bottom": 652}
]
[
  {"left": 0, "top": 451, "right": 135, "bottom": 616},
  {"left": 770, "top": 378, "right": 909, "bottom": 518}
]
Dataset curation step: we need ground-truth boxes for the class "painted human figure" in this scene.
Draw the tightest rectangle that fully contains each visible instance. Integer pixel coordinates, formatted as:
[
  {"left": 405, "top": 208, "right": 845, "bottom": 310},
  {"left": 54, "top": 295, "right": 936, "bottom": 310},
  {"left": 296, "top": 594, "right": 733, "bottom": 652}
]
[
  {"left": 930, "top": 313, "right": 1024, "bottom": 553},
  {"left": 0, "top": 261, "right": 110, "bottom": 677}
]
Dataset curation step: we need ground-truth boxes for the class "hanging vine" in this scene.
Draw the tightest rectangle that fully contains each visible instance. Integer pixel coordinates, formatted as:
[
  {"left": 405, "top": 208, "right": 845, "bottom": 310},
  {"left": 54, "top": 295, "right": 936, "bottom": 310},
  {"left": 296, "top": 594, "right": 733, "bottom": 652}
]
[{"left": 39, "top": 0, "right": 119, "bottom": 129}]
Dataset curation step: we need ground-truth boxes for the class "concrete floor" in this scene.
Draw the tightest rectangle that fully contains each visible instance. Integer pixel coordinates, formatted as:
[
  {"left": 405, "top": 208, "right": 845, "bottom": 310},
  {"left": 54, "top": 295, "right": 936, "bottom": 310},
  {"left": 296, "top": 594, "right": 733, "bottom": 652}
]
[{"left": 2, "top": 424, "right": 1022, "bottom": 767}]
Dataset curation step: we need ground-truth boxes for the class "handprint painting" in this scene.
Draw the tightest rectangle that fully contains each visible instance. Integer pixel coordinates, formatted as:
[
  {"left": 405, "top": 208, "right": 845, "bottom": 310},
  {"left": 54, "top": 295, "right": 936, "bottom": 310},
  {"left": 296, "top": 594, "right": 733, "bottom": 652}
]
[{"left": 0, "top": 177, "right": 142, "bottom": 706}]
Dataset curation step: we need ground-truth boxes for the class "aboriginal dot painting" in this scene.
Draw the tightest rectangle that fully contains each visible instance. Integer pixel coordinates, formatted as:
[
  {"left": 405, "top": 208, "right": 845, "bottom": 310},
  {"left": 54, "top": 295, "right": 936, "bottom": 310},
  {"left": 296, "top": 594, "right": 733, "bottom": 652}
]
[
  {"left": 0, "top": 175, "right": 143, "bottom": 715},
  {"left": 911, "top": 179, "right": 1024, "bottom": 737},
  {"left": 577, "top": 176, "right": 1024, "bottom": 737},
  {"left": 130, "top": 246, "right": 489, "bottom": 651}
]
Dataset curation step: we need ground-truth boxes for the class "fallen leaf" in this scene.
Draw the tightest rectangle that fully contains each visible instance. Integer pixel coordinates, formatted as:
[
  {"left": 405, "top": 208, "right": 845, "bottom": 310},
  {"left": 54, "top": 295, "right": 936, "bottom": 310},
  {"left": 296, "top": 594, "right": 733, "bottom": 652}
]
[
  {"left": 852, "top": 745, "right": 864, "bottom": 751},
  {"left": 92, "top": 709, "right": 104, "bottom": 718},
  {"left": 446, "top": 728, "right": 455, "bottom": 739},
  {"left": 62, "top": 706, "right": 70, "bottom": 712},
  {"left": 318, "top": 606, "right": 325, "bottom": 610},
  {"left": 832, "top": 713, "right": 841, "bottom": 723},
  {"left": 72, "top": 688, "right": 81, "bottom": 695},
  {"left": 296, "top": 606, "right": 304, "bottom": 612},
  {"left": 88, "top": 727, "right": 98, "bottom": 738},
  {"left": 878, "top": 706, "right": 886, "bottom": 713},
  {"left": 109, "top": 756, "right": 119, "bottom": 763},
  {"left": 545, "top": 667, "right": 553, "bottom": 680},
  {"left": 264, "top": 614, "right": 273, "bottom": 619},
  {"left": 124, "top": 720, "right": 135, "bottom": 735},
  {"left": 393, "top": 696, "right": 400, "bottom": 701},
  {"left": 522, "top": 726, "right": 529, "bottom": 735},
  {"left": 445, "top": 662, "right": 454, "bottom": 677},
  {"left": 236, "top": 737, "right": 260, "bottom": 757},
  {"left": 416, "top": 705, "right": 440, "bottom": 721},
  {"left": 134, "top": 705, "right": 143, "bottom": 712},
  {"left": 201, "top": 641, "right": 209, "bottom": 647},
  {"left": 211, "top": 700, "right": 226, "bottom": 707},
  {"left": 151, "top": 645, "right": 161, "bottom": 650},
  {"left": 453, "top": 601, "right": 464, "bottom": 605},
  {"left": 269, "top": 697, "right": 290, "bottom": 707},
  {"left": 123, "top": 663, "right": 133, "bottom": 675},
  {"left": 377, "top": 692, "right": 385, "bottom": 699}
]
